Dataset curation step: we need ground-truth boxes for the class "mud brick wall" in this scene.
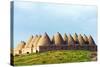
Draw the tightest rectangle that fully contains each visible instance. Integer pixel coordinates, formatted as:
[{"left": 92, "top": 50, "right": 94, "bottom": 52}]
[
  {"left": 38, "top": 44, "right": 97, "bottom": 52},
  {"left": 22, "top": 48, "right": 32, "bottom": 54}
]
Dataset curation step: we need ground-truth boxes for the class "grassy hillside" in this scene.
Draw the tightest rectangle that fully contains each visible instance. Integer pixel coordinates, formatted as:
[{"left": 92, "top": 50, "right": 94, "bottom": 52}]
[{"left": 13, "top": 50, "right": 97, "bottom": 66}]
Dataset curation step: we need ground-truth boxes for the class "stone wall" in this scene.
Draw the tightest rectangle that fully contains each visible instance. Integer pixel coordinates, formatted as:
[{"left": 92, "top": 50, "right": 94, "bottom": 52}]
[
  {"left": 38, "top": 44, "right": 97, "bottom": 52},
  {"left": 14, "top": 44, "right": 97, "bottom": 56}
]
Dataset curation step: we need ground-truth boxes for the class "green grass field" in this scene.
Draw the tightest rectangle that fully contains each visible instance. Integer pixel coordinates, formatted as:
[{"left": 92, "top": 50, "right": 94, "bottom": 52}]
[{"left": 13, "top": 50, "right": 97, "bottom": 66}]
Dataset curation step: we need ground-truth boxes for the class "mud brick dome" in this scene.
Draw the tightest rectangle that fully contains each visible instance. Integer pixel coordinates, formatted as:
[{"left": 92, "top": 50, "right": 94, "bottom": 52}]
[
  {"left": 73, "top": 33, "right": 78, "bottom": 44},
  {"left": 68, "top": 34, "right": 74, "bottom": 46},
  {"left": 13, "top": 32, "right": 97, "bottom": 56},
  {"left": 54, "top": 32, "right": 64, "bottom": 45},
  {"left": 24, "top": 35, "right": 33, "bottom": 48},
  {"left": 63, "top": 33, "right": 68, "bottom": 44},
  {"left": 37, "top": 33, "right": 51, "bottom": 46},
  {"left": 83, "top": 34, "right": 89, "bottom": 44},
  {"left": 78, "top": 34, "right": 85, "bottom": 46}
]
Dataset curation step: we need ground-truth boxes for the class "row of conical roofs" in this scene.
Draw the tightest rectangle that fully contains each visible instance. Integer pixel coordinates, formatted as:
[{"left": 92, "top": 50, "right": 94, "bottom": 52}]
[{"left": 16, "top": 32, "right": 96, "bottom": 50}]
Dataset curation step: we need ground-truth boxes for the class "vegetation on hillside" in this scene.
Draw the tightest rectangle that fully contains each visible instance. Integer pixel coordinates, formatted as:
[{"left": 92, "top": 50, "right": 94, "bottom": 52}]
[{"left": 13, "top": 50, "right": 97, "bottom": 66}]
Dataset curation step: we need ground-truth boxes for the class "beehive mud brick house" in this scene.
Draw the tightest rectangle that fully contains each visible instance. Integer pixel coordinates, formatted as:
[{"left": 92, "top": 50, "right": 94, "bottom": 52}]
[{"left": 13, "top": 32, "right": 97, "bottom": 56}]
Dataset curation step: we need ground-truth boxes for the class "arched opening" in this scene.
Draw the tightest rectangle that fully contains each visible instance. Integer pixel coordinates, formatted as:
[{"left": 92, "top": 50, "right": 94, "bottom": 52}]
[
  {"left": 36, "top": 50, "right": 38, "bottom": 53},
  {"left": 27, "top": 52, "right": 29, "bottom": 54},
  {"left": 85, "top": 41, "right": 89, "bottom": 44},
  {"left": 75, "top": 41, "right": 79, "bottom": 44},
  {"left": 19, "top": 50, "right": 22, "bottom": 54}
]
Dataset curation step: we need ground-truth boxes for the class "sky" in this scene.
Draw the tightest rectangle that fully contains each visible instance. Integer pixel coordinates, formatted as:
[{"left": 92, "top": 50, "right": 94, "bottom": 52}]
[{"left": 13, "top": 1, "right": 97, "bottom": 48}]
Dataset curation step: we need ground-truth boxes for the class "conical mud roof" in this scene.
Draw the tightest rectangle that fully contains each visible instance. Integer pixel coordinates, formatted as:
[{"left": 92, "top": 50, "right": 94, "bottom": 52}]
[
  {"left": 83, "top": 34, "right": 89, "bottom": 44},
  {"left": 25, "top": 35, "right": 33, "bottom": 48},
  {"left": 63, "top": 33, "right": 68, "bottom": 44},
  {"left": 33, "top": 35, "right": 41, "bottom": 47},
  {"left": 27, "top": 35, "right": 39, "bottom": 48},
  {"left": 54, "top": 32, "right": 64, "bottom": 45},
  {"left": 37, "top": 33, "right": 51, "bottom": 46},
  {"left": 51, "top": 35, "right": 55, "bottom": 44},
  {"left": 68, "top": 34, "right": 74, "bottom": 46},
  {"left": 73, "top": 33, "right": 78, "bottom": 44},
  {"left": 16, "top": 41, "right": 26, "bottom": 50},
  {"left": 78, "top": 34, "right": 85, "bottom": 46},
  {"left": 88, "top": 35, "right": 96, "bottom": 45}
]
